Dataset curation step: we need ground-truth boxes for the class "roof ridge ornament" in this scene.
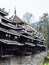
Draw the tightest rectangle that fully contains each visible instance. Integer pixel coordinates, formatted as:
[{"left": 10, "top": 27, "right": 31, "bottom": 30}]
[{"left": 14, "top": 7, "right": 16, "bottom": 16}]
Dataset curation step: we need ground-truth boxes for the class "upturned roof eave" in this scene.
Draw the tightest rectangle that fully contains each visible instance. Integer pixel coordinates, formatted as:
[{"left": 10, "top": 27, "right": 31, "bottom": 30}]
[{"left": 0, "top": 8, "right": 8, "bottom": 16}]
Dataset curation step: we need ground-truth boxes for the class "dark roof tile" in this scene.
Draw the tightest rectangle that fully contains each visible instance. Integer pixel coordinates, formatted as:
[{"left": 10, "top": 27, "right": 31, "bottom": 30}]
[{"left": 9, "top": 15, "right": 24, "bottom": 24}]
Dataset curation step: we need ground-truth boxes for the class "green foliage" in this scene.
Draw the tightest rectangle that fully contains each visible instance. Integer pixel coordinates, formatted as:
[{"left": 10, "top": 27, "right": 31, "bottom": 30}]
[
  {"left": 36, "top": 13, "right": 49, "bottom": 48},
  {"left": 41, "top": 62, "right": 49, "bottom": 65}
]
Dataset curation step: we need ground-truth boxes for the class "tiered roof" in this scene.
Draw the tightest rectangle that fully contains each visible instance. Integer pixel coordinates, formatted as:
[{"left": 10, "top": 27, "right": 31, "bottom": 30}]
[
  {"left": 0, "top": 8, "right": 46, "bottom": 58},
  {"left": 9, "top": 9, "right": 24, "bottom": 24}
]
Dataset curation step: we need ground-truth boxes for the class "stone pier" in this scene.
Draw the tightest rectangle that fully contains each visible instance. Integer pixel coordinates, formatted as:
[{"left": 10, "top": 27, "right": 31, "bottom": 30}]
[{"left": 0, "top": 52, "right": 47, "bottom": 65}]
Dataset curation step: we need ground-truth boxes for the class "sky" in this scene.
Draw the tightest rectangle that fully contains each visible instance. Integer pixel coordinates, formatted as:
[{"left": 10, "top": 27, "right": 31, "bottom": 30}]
[{"left": 0, "top": 0, "right": 49, "bottom": 23}]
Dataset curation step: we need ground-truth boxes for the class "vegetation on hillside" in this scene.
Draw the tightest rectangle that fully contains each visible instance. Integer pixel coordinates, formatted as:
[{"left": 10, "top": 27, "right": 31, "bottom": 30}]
[{"left": 35, "top": 13, "right": 49, "bottom": 49}]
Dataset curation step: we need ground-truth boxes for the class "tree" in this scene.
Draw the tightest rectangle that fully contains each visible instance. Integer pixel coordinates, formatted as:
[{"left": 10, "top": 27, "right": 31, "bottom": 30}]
[
  {"left": 23, "top": 12, "right": 33, "bottom": 25},
  {"left": 36, "top": 13, "right": 49, "bottom": 48}
]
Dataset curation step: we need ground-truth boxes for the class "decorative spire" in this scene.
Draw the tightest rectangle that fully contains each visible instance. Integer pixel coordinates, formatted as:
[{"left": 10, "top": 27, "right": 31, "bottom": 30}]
[{"left": 14, "top": 7, "right": 16, "bottom": 16}]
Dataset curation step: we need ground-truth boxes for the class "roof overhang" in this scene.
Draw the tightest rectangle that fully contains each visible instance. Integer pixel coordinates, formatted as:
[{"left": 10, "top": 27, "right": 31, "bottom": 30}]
[
  {"left": 0, "top": 8, "right": 8, "bottom": 16},
  {"left": 0, "top": 39, "right": 24, "bottom": 46}
]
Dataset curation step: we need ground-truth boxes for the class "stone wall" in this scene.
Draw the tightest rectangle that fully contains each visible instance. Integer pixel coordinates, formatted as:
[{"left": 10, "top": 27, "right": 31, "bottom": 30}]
[{"left": 0, "top": 52, "right": 47, "bottom": 65}]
